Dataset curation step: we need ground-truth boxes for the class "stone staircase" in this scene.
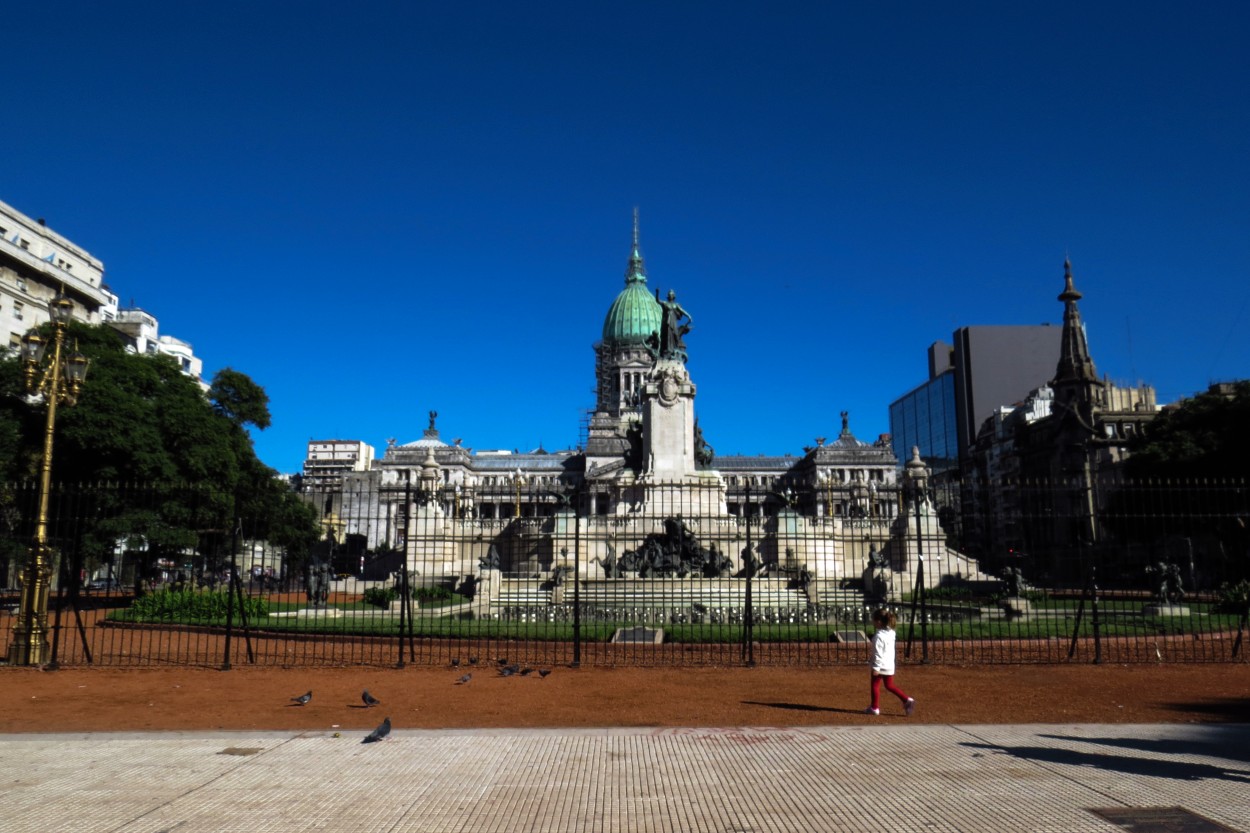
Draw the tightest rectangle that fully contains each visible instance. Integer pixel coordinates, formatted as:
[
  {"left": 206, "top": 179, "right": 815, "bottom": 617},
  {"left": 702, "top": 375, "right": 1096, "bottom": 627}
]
[{"left": 811, "top": 582, "right": 873, "bottom": 611}]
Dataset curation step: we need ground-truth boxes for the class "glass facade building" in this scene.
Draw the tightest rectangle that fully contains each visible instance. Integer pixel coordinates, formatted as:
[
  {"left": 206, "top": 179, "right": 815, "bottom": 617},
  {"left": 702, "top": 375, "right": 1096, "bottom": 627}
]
[{"left": 889, "top": 371, "right": 958, "bottom": 476}]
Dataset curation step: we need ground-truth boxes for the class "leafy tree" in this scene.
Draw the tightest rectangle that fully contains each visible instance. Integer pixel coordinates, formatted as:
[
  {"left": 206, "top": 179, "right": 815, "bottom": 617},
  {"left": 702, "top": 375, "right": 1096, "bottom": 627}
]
[
  {"left": 1125, "top": 381, "right": 1250, "bottom": 479},
  {"left": 209, "top": 367, "right": 271, "bottom": 430},
  {"left": 0, "top": 322, "right": 316, "bottom": 585},
  {"left": 1101, "top": 381, "right": 1250, "bottom": 589},
  {"left": 0, "top": 348, "right": 39, "bottom": 481}
]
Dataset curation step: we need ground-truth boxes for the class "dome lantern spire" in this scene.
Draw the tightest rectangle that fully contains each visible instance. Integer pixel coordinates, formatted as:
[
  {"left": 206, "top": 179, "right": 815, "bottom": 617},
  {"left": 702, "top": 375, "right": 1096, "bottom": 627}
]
[
  {"left": 624, "top": 206, "right": 646, "bottom": 285},
  {"left": 601, "top": 208, "right": 662, "bottom": 345}
]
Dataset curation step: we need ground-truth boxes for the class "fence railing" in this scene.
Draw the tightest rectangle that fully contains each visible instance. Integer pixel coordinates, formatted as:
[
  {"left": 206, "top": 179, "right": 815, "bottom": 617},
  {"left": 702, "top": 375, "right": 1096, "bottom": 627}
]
[{"left": 2, "top": 477, "right": 1247, "bottom": 667}]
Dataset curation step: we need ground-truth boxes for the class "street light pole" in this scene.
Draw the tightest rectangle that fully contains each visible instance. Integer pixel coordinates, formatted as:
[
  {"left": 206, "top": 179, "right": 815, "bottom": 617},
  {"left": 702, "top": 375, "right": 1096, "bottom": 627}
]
[
  {"left": 513, "top": 470, "right": 526, "bottom": 518},
  {"left": 903, "top": 447, "right": 930, "bottom": 663},
  {"left": 8, "top": 293, "right": 88, "bottom": 666}
]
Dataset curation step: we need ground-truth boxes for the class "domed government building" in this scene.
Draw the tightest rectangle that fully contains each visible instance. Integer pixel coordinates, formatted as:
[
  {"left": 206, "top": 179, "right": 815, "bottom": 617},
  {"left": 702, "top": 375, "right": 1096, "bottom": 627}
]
[{"left": 318, "top": 216, "right": 988, "bottom": 611}]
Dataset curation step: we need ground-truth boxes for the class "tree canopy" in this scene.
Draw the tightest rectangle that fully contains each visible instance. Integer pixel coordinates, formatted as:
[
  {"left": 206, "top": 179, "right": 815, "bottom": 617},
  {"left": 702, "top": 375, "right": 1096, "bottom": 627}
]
[
  {"left": 0, "top": 322, "right": 318, "bottom": 579},
  {"left": 1125, "top": 381, "right": 1250, "bottom": 480},
  {"left": 209, "top": 367, "right": 271, "bottom": 430}
]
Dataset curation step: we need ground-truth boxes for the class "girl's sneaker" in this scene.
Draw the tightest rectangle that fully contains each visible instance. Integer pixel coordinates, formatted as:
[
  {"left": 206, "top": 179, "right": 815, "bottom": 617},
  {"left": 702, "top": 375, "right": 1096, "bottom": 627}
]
[
  {"left": 904, "top": 698, "right": 915, "bottom": 716},
  {"left": 864, "top": 707, "right": 880, "bottom": 715}
]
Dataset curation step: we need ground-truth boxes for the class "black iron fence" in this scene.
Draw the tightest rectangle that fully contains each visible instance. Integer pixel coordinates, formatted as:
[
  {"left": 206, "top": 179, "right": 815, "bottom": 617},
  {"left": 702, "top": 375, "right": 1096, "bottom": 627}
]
[{"left": 2, "top": 477, "right": 1247, "bottom": 667}]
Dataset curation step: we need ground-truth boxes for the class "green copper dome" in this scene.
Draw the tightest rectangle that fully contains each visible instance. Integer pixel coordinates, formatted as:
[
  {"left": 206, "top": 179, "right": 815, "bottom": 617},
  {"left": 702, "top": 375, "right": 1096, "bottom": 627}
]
[{"left": 601, "top": 234, "right": 662, "bottom": 345}]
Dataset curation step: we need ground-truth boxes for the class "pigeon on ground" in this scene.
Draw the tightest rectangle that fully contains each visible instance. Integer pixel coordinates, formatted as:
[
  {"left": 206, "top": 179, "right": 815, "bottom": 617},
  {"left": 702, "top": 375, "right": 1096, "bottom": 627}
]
[
  {"left": 362, "top": 689, "right": 381, "bottom": 708},
  {"left": 450, "top": 658, "right": 461, "bottom": 668},
  {"left": 499, "top": 666, "right": 516, "bottom": 678},
  {"left": 456, "top": 673, "right": 472, "bottom": 685},
  {"left": 496, "top": 657, "right": 509, "bottom": 666},
  {"left": 291, "top": 691, "right": 312, "bottom": 705},
  {"left": 538, "top": 669, "right": 551, "bottom": 678},
  {"left": 519, "top": 668, "right": 534, "bottom": 677},
  {"left": 468, "top": 656, "right": 479, "bottom": 666},
  {"left": 363, "top": 717, "right": 391, "bottom": 743}
]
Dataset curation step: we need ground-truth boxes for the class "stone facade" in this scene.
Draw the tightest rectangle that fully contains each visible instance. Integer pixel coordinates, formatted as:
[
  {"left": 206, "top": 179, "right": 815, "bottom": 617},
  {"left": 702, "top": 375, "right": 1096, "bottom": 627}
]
[
  {"left": 1, "top": 198, "right": 109, "bottom": 352},
  {"left": 962, "top": 261, "right": 1161, "bottom": 563},
  {"left": 312, "top": 224, "right": 990, "bottom": 602}
]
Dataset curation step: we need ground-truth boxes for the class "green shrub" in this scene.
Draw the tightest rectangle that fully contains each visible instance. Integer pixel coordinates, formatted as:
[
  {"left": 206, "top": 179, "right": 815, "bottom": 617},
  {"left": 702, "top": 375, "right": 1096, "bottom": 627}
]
[
  {"left": 924, "top": 585, "right": 976, "bottom": 601},
  {"left": 363, "top": 586, "right": 399, "bottom": 608},
  {"left": 128, "top": 588, "right": 269, "bottom": 621},
  {"left": 415, "top": 585, "right": 454, "bottom": 603},
  {"left": 1216, "top": 579, "right": 1250, "bottom": 614}
]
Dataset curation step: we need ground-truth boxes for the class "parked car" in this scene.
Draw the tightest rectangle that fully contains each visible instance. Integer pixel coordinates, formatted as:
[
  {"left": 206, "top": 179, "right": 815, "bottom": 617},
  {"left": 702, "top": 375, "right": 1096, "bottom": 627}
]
[{"left": 88, "top": 577, "right": 121, "bottom": 591}]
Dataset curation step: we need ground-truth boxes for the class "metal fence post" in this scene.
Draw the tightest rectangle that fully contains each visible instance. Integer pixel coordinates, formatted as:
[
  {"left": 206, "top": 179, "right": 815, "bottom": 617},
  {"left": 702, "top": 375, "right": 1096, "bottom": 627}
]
[
  {"left": 1233, "top": 608, "right": 1247, "bottom": 659},
  {"left": 1090, "top": 564, "right": 1102, "bottom": 665},
  {"left": 572, "top": 482, "right": 582, "bottom": 668},
  {"left": 396, "top": 475, "right": 411, "bottom": 669},
  {"left": 743, "top": 484, "right": 755, "bottom": 667},
  {"left": 222, "top": 530, "right": 236, "bottom": 671},
  {"left": 229, "top": 517, "right": 255, "bottom": 664},
  {"left": 915, "top": 489, "right": 928, "bottom": 663}
]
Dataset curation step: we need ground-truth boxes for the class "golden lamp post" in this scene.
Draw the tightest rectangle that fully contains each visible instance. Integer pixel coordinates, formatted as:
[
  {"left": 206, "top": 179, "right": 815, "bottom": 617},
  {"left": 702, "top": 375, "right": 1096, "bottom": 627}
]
[
  {"left": 7, "top": 293, "right": 89, "bottom": 666},
  {"left": 512, "top": 469, "right": 526, "bottom": 518}
]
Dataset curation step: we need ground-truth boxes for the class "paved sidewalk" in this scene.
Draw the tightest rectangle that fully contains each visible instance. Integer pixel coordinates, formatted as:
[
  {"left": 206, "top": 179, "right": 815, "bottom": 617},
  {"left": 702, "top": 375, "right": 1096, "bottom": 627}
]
[{"left": 1, "top": 723, "right": 1248, "bottom": 833}]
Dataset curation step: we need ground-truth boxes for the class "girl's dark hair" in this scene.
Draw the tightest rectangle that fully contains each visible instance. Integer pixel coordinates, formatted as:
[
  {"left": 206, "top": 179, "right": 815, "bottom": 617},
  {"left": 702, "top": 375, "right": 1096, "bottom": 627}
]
[{"left": 872, "top": 608, "right": 896, "bottom": 629}]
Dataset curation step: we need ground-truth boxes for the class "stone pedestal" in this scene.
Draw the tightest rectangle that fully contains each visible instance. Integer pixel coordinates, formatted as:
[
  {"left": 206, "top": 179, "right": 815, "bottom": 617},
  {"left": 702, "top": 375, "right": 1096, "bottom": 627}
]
[
  {"left": 269, "top": 607, "right": 342, "bottom": 619},
  {"left": 642, "top": 359, "right": 697, "bottom": 480},
  {"left": 472, "top": 569, "right": 501, "bottom": 616},
  {"left": 1142, "top": 603, "right": 1190, "bottom": 617},
  {"left": 862, "top": 568, "right": 892, "bottom": 601},
  {"left": 1000, "top": 596, "right": 1032, "bottom": 618},
  {"left": 407, "top": 503, "right": 457, "bottom": 575}
]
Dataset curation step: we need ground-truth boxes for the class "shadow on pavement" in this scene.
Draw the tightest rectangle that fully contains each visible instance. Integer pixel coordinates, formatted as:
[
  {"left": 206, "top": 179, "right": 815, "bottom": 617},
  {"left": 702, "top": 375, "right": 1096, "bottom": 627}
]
[
  {"left": 960, "top": 738, "right": 1250, "bottom": 783},
  {"left": 1037, "top": 725, "right": 1250, "bottom": 765}
]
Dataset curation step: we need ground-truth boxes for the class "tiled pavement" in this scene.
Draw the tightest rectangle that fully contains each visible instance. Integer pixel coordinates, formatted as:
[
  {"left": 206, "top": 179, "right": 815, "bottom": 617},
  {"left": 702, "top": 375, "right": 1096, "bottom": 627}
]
[{"left": 1, "top": 723, "right": 1248, "bottom": 832}]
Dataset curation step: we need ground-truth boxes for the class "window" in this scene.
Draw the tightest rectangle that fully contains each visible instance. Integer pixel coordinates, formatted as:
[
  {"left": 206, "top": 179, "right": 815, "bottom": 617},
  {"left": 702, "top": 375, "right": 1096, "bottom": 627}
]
[
  {"left": 16, "top": 277, "right": 27, "bottom": 292},
  {"left": 13, "top": 301, "right": 23, "bottom": 321},
  {"left": 18, "top": 238, "right": 29, "bottom": 251}
]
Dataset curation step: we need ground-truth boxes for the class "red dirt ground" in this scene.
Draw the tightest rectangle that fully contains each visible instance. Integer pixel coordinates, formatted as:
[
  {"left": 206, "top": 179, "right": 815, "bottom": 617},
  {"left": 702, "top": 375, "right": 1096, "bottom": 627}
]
[{"left": 2, "top": 662, "right": 1247, "bottom": 734}]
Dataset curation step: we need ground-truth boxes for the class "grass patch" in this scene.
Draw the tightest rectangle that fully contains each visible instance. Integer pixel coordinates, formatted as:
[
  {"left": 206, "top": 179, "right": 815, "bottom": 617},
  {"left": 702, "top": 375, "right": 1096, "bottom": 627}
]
[{"left": 105, "top": 596, "right": 1244, "bottom": 642}]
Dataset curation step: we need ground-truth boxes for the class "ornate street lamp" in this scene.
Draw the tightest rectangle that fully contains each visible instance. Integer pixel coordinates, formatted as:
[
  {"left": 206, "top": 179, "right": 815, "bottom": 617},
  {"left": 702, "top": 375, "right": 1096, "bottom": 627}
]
[
  {"left": 8, "top": 293, "right": 88, "bottom": 666},
  {"left": 512, "top": 470, "right": 526, "bottom": 518}
]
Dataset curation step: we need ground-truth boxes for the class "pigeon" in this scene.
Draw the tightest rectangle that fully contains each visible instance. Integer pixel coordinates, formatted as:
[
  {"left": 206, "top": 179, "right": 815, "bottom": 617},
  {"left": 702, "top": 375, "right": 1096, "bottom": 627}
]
[
  {"left": 499, "top": 666, "right": 516, "bottom": 678},
  {"left": 363, "top": 717, "right": 391, "bottom": 743},
  {"left": 362, "top": 689, "right": 380, "bottom": 708},
  {"left": 468, "top": 656, "right": 479, "bottom": 666},
  {"left": 291, "top": 691, "right": 312, "bottom": 705},
  {"left": 450, "top": 658, "right": 461, "bottom": 668},
  {"left": 496, "top": 657, "right": 509, "bottom": 666},
  {"left": 456, "top": 673, "right": 472, "bottom": 685},
  {"left": 538, "top": 669, "right": 551, "bottom": 679},
  {"left": 519, "top": 668, "right": 534, "bottom": 677}
]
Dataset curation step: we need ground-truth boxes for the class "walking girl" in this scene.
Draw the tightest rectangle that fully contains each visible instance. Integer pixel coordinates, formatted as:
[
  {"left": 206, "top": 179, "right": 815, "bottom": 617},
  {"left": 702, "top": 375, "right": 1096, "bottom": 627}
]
[{"left": 866, "top": 608, "right": 915, "bottom": 716}]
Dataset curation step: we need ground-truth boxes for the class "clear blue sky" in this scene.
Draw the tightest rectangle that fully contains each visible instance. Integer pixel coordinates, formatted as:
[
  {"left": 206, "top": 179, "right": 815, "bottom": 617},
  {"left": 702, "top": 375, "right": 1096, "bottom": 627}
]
[{"left": 4, "top": 2, "right": 1247, "bottom": 473}]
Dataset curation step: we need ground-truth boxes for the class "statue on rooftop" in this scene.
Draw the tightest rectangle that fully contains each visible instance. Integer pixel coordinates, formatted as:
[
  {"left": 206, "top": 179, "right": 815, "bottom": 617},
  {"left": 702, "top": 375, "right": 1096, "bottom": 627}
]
[{"left": 655, "top": 289, "right": 691, "bottom": 362}]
